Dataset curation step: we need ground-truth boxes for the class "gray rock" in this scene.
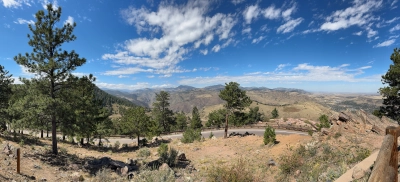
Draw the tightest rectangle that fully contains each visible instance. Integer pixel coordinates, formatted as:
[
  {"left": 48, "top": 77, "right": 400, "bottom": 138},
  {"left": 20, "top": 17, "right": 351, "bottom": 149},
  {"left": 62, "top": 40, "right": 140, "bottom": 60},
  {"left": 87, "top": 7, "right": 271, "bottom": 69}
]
[
  {"left": 121, "top": 166, "right": 129, "bottom": 176},
  {"left": 177, "top": 152, "right": 186, "bottom": 161},
  {"left": 268, "top": 158, "right": 276, "bottom": 166}
]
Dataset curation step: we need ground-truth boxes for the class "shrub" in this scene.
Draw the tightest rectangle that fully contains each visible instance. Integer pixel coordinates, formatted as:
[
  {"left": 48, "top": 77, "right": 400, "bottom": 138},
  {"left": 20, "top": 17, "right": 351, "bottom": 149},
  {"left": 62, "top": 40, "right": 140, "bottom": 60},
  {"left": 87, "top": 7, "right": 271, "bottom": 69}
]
[
  {"left": 209, "top": 132, "right": 214, "bottom": 139},
  {"left": 137, "top": 147, "right": 151, "bottom": 158},
  {"left": 207, "top": 158, "right": 254, "bottom": 182},
  {"left": 317, "top": 114, "right": 330, "bottom": 131},
  {"left": 264, "top": 125, "right": 276, "bottom": 145},
  {"left": 93, "top": 168, "right": 125, "bottom": 182},
  {"left": 334, "top": 132, "right": 342, "bottom": 139},
  {"left": 114, "top": 141, "right": 120, "bottom": 149},
  {"left": 158, "top": 144, "right": 178, "bottom": 167},
  {"left": 181, "top": 128, "right": 202, "bottom": 143},
  {"left": 307, "top": 130, "right": 313, "bottom": 136},
  {"left": 158, "top": 143, "right": 168, "bottom": 157},
  {"left": 271, "top": 108, "right": 279, "bottom": 119},
  {"left": 19, "top": 139, "right": 24, "bottom": 146},
  {"left": 134, "top": 168, "right": 175, "bottom": 182}
]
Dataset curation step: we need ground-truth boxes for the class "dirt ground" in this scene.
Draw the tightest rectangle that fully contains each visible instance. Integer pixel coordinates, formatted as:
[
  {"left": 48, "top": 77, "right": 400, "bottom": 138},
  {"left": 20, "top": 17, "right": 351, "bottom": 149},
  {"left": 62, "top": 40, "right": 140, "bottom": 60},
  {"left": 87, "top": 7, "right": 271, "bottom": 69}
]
[{"left": 0, "top": 133, "right": 312, "bottom": 181}]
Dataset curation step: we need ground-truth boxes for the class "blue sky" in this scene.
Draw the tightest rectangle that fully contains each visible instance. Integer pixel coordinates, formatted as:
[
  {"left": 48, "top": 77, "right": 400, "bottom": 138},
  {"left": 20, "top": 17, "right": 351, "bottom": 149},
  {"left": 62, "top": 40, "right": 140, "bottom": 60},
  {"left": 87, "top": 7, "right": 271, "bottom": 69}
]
[{"left": 1, "top": 0, "right": 399, "bottom": 93}]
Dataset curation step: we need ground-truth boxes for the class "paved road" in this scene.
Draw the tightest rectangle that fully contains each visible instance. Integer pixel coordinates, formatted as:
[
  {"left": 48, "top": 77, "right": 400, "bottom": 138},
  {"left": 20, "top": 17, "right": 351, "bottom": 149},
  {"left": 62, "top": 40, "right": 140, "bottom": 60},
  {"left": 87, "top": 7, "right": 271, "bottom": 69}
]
[
  {"left": 21, "top": 128, "right": 306, "bottom": 145},
  {"left": 100, "top": 129, "right": 307, "bottom": 145}
]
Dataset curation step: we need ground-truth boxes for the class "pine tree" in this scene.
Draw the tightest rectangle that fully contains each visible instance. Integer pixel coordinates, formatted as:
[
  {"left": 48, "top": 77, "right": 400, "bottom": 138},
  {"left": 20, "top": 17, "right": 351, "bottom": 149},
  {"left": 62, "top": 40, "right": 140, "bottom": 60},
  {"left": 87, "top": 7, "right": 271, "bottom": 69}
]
[
  {"left": 14, "top": 4, "right": 86, "bottom": 154},
  {"left": 263, "top": 125, "right": 276, "bottom": 145},
  {"left": 120, "top": 106, "right": 154, "bottom": 145},
  {"left": 152, "top": 91, "right": 175, "bottom": 133},
  {"left": 219, "top": 82, "right": 252, "bottom": 138},
  {"left": 206, "top": 109, "right": 226, "bottom": 128},
  {"left": 175, "top": 111, "right": 187, "bottom": 131},
  {"left": 190, "top": 106, "right": 203, "bottom": 129},
  {"left": 0, "top": 65, "right": 14, "bottom": 131},
  {"left": 271, "top": 108, "right": 279, "bottom": 119},
  {"left": 379, "top": 48, "right": 400, "bottom": 123}
]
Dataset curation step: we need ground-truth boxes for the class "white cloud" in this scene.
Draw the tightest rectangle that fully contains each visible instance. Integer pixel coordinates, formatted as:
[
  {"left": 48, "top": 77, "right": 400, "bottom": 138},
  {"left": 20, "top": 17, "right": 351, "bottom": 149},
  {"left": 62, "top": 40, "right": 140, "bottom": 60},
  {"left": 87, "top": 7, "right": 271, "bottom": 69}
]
[
  {"left": 64, "top": 16, "right": 74, "bottom": 25},
  {"left": 178, "top": 63, "right": 377, "bottom": 86},
  {"left": 389, "top": 24, "right": 400, "bottom": 33},
  {"left": 200, "top": 49, "right": 208, "bottom": 55},
  {"left": 386, "top": 17, "right": 400, "bottom": 24},
  {"left": 1, "top": 0, "right": 32, "bottom": 8},
  {"left": 275, "top": 63, "right": 290, "bottom": 71},
  {"left": 373, "top": 39, "right": 395, "bottom": 47},
  {"left": 320, "top": 0, "right": 382, "bottom": 31},
  {"left": 14, "top": 18, "right": 34, "bottom": 24},
  {"left": 41, "top": 0, "right": 58, "bottom": 9},
  {"left": 4, "top": 23, "right": 10, "bottom": 28},
  {"left": 118, "top": 75, "right": 128, "bottom": 78},
  {"left": 243, "top": 5, "right": 260, "bottom": 24},
  {"left": 282, "top": 3, "right": 297, "bottom": 20},
  {"left": 212, "top": 44, "right": 221, "bottom": 52},
  {"left": 147, "top": 75, "right": 155, "bottom": 78},
  {"left": 242, "top": 27, "right": 251, "bottom": 34},
  {"left": 389, "top": 35, "right": 399, "bottom": 39},
  {"left": 104, "top": 0, "right": 237, "bottom": 77},
  {"left": 391, "top": 0, "right": 398, "bottom": 7},
  {"left": 277, "top": 18, "right": 303, "bottom": 34},
  {"left": 366, "top": 27, "right": 378, "bottom": 38},
  {"left": 231, "top": 0, "right": 245, "bottom": 5},
  {"left": 252, "top": 36, "right": 265, "bottom": 44},
  {"left": 353, "top": 31, "right": 363, "bottom": 36},
  {"left": 262, "top": 5, "right": 281, "bottom": 19},
  {"left": 19, "top": 65, "right": 35, "bottom": 77},
  {"left": 96, "top": 82, "right": 174, "bottom": 91}
]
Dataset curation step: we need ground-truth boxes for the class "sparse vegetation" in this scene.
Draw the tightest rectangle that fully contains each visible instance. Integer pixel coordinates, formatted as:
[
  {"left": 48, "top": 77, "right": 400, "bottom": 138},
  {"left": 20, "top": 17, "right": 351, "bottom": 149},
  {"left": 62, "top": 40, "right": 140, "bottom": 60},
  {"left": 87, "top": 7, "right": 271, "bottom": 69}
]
[
  {"left": 206, "top": 158, "right": 256, "bottom": 182},
  {"left": 158, "top": 143, "right": 178, "bottom": 167},
  {"left": 317, "top": 114, "right": 330, "bottom": 131},
  {"left": 209, "top": 132, "right": 214, "bottom": 139}
]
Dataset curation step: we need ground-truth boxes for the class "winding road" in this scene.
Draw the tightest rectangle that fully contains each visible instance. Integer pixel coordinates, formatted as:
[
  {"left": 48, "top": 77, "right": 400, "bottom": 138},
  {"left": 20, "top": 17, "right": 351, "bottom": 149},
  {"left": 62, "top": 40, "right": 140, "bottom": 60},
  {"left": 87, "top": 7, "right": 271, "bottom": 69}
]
[{"left": 100, "top": 129, "right": 307, "bottom": 145}]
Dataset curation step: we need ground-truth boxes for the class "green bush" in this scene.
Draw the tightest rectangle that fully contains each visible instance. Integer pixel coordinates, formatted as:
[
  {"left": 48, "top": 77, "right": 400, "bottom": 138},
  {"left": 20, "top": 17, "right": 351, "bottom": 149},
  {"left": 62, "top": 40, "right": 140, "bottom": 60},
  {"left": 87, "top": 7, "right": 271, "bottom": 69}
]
[
  {"left": 307, "top": 130, "right": 313, "bottom": 136},
  {"left": 158, "top": 144, "right": 178, "bottom": 167},
  {"left": 317, "top": 114, "right": 330, "bottom": 131},
  {"left": 137, "top": 147, "right": 151, "bottom": 158},
  {"left": 133, "top": 168, "right": 175, "bottom": 182},
  {"left": 334, "top": 132, "right": 342, "bottom": 139},
  {"left": 264, "top": 125, "right": 276, "bottom": 145},
  {"left": 181, "top": 128, "right": 202, "bottom": 143},
  {"left": 209, "top": 132, "right": 214, "bottom": 139}
]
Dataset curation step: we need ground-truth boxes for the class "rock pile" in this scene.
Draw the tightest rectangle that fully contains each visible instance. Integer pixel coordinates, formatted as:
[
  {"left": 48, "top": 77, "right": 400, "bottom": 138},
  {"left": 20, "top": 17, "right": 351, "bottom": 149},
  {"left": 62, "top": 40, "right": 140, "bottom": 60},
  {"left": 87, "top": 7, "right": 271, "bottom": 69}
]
[{"left": 228, "top": 132, "right": 255, "bottom": 137}]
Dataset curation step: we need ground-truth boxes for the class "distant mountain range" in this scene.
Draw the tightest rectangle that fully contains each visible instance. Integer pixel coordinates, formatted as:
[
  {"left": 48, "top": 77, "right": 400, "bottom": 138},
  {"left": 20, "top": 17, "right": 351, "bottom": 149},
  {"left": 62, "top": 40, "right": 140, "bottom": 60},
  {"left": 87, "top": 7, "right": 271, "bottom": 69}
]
[{"left": 102, "top": 85, "right": 309, "bottom": 112}]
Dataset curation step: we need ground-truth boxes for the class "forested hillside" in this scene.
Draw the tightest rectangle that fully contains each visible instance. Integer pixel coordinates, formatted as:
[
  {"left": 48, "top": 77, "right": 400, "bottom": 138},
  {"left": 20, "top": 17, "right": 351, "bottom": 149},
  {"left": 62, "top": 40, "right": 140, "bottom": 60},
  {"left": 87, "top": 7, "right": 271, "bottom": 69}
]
[{"left": 93, "top": 87, "right": 136, "bottom": 108}]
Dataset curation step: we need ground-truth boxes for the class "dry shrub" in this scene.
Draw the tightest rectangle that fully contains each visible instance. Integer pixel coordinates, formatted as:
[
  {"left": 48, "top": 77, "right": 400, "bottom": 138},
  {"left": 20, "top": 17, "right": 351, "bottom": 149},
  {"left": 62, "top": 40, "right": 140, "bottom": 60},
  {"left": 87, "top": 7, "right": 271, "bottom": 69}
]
[{"left": 206, "top": 158, "right": 256, "bottom": 182}]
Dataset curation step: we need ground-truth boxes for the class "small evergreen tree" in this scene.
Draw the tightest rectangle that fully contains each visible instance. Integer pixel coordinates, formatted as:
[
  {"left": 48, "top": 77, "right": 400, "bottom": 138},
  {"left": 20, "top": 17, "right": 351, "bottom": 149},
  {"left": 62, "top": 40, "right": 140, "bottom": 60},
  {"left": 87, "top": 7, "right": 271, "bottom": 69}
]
[
  {"left": 181, "top": 128, "right": 202, "bottom": 143},
  {"left": 264, "top": 125, "right": 276, "bottom": 145},
  {"left": 271, "top": 108, "right": 279, "bottom": 119},
  {"left": 190, "top": 106, "right": 202, "bottom": 129}
]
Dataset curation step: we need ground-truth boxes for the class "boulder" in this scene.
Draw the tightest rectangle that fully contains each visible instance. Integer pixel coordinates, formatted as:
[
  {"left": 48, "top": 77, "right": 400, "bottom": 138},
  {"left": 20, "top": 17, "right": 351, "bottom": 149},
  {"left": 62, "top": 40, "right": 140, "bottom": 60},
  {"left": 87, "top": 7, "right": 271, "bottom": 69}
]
[
  {"left": 177, "top": 152, "right": 187, "bottom": 161},
  {"left": 339, "top": 112, "right": 350, "bottom": 122},
  {"left": 321, "top": 128, "right": 330, "bottom": 136},
  {"left": 211, "top": 136, "right": 217, "bottom": 140},
  {"left": 268, "top": 158, "right": 276, "bottom": 166},
  {"left": 121, "top": 166, "right": 129, "bottom": 176},
  {"left": 352, "top": 166, "right": 366, "bottom": 180}
]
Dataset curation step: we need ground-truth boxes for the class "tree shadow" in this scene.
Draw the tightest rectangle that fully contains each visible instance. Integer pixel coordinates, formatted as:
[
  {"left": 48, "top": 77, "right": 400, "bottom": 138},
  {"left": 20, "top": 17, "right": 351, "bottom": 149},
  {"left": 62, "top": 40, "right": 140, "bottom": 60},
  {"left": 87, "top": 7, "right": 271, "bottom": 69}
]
[{"left": 0, "top": 133, "right": 47, "bottom": 147}]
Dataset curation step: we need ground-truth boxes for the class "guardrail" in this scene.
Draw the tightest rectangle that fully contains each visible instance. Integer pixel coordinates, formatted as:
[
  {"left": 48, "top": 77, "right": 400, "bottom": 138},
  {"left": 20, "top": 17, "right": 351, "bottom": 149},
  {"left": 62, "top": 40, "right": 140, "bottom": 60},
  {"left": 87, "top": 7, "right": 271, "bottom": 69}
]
[{"left": 368, "top": 126, "right": 399, "bottom": 182}]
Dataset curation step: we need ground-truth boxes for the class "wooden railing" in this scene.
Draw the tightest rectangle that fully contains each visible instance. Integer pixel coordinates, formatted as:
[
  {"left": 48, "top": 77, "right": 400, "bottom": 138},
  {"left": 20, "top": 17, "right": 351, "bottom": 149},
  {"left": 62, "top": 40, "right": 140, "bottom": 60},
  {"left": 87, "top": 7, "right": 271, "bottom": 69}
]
[{"left": 369, "top": 126, "right": 399, "bottom": 182}]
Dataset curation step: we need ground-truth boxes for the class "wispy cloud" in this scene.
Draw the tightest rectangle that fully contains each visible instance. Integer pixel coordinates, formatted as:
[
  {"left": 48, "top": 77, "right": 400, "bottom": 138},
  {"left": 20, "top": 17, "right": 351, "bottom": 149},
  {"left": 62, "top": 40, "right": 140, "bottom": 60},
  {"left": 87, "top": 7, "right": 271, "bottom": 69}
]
[
  {"left": 1, "top": 0, "right": 32, "bottom": 8},
  {"left": 389, "top": 24, "right": 400, "bottom": 33},
  {"left": 275, "top": 63, "right": 290, "bottom": 71},
  {"left": 319, "top": 0, "right": 382, "bottom": 35},
  {"left": 178, "top": 63, "right": 376, "bottom": 87},
  {"left": 14, "top": 18, "right": 34, "bottom": 24},
  {"left": 231, "top": 0, "right": 245, "bottom": 5},
  {"left": 252, "top": 36, "right": 265, "bottom": 44},
  {"left": 353, "top": 31, "right": 363, "bottom": 36},
  {"left": 373, "top": 39, "right": 395, "bottom": 47},
  {"left": 277, "top": 18, "right": 303, "bottom": 34},
  {"left": 96, "top": 82, "right": 174, "bottom": 91}
]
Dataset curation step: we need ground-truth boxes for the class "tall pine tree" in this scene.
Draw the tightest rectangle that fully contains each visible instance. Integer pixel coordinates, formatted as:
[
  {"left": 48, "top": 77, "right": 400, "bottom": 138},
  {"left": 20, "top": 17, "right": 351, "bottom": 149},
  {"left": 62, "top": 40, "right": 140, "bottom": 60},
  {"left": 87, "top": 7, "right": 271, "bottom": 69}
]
[
  {"left": 379, "top": 48, "right": 400, "bottom": 123},
  {"left": 0, "top": 65, "right": 13, "bottom": 131},
  {"left": 14, "top": 4, "right": 86, "bottom": 154}
]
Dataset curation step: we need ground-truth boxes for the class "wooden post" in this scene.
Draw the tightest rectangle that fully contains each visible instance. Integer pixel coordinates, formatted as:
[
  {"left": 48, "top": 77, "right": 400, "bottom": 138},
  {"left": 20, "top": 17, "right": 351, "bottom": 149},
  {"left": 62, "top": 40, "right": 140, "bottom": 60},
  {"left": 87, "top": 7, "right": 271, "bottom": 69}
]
[
  {"left": 386, "top": 126, "right": 399, "bottom": 182},
  {"left": 17, "top": 148, "right": 20, "bottom": 174}
]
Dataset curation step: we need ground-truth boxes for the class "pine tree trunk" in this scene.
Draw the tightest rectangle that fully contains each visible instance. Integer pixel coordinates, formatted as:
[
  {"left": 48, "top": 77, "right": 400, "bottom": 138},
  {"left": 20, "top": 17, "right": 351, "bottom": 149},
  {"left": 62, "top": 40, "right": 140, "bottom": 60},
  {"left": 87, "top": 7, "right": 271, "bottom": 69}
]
[
  {"left": 137, "top": 135, "right": 140, "bottom": 147},
  {"left": 41, "top": 130, "right": 43, "bottom": 138},
  {"left": 224, "top": 113, "right": 228, "bottom": 138},
  {"left": 62, "top": 134, "right": 65, "bottom": 141},
  {"left": 46, "top": 130, "right": 49, "bottom": 138},
  {"left": 87, "top": 135, "right": 90, "bottom": 145},
  {"left": 80, "top": 138, "right": 84, "bottom": 146},
  {"left": 99, "top": 136, "right": 102, "bottom": 146}
]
